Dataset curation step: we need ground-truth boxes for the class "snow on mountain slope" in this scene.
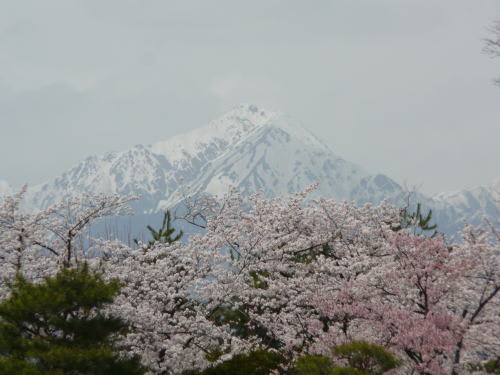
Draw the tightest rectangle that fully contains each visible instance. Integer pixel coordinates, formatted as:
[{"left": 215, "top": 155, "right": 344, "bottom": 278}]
[
  {"left": 157, "top": 109, "right": 370, "bottom": 208},
  {"left": 350, "top": 174, "right": 407, "bottom": 205},
  {"left": 431, "top": 179, "right": 499, "bottom": 230},
  {"left": 27, "top": 146, "right": 177, "bottom": 213},
  {"left": 20, "top": 104, "right": 499, "bottom": 235},
  {"left": 27, "top": 104, "right": 379, "bottom": 212},
  {"left": 434, "top": 179, "right": 499, "bottom": 208},
  {"left": 150, "top": 104, "right": 274, "bottom": 167},
  {"left": 26, "top": 105, "right": 272, "bottom": 211}
]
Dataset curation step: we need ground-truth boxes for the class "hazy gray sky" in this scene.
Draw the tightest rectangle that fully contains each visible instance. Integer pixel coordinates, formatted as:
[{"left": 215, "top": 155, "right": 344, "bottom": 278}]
[{"left": 0, "top": 0, "right": 499, "bottom": 195}]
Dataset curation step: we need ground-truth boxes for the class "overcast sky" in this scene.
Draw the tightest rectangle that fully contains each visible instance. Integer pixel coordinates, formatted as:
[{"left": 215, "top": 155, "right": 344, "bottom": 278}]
[{"left": 0, "top": 0, "right": 499, "bottom": 195}]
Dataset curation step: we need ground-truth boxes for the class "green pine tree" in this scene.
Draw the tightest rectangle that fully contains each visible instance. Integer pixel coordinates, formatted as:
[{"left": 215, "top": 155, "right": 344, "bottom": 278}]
[
  {"left": 291, "top": 355, "right": 335, "bottom": 375},
  {"left": 134, "top": 210, "right": 183, "bottom": 249},
  {"left": 330, "top": 341, "right": 401, "bottom": 375},
  {"left": 0, "top": 264, "right": 146, "bottom": 375},
  {"left": 392, "top": 203, "right": 438, "bottom": 237},
  {"left": 290, "top": 341, "right": 400, "bottom": 375}
]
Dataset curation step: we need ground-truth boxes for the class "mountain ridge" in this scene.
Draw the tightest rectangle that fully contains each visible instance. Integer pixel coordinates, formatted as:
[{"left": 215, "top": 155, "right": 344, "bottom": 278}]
[{"left": 3, "top": 104, "right": 498, "bottom": 235}]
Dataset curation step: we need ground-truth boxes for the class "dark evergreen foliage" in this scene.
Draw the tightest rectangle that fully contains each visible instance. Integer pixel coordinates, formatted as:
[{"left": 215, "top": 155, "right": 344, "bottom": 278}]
[
  {"left": 290, "top": 342, "right": 400, "bottom": 375},
  {"left": 0, "top": 264, "right": 146, "bottom": 375},
  {"left": 331, "top": 341, "right": 400, "bottom": 375},
  {"left": 290, "top": 355, "right": 335, "bottom": 375},
  {"left": 181, "top": 349, "right": 285, "bottom": 375},
  {"left": 393, "top": 203, "right": 438, "bottom": 237},
  {"left": 134, "top": 210, "right": 183, "bottom": 248}
]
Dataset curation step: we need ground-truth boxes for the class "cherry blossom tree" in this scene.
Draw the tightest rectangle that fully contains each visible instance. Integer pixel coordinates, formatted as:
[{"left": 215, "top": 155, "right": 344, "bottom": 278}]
[
  {"left": 0, "top": 188, "right": 136, "bottom": 295},
  {"left": 0, "top": 186, "right": 498, "bottom": 375},
  {"left": 174, "top": 188, "right": 498, "bottom": 374},
  {"left": 309, "top": 224, "right": 498, "bottom": 375}
]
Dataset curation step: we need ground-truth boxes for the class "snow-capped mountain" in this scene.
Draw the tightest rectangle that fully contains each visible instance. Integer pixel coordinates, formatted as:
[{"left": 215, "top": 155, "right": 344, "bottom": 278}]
[
  {"left": 156, "top": 108, "right": 373, "bottom": 209},
  {"left": 431, "top": 179, "right": 499, "bottom": 233},
  {"left": 9, "top": 104, "right": 499, "bottom": 235},
  {"left": 26, "top": 104, "right": 380, "bottom": 212}
]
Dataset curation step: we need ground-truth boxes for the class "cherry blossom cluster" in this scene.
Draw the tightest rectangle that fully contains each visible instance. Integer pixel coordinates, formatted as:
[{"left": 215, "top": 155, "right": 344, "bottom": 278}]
[{"left": 0, "top": 187, "right": 497, "bottom": 375}]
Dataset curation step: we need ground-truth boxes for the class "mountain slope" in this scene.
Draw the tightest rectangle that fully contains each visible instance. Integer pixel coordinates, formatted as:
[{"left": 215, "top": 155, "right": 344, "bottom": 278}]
[
  {"left": 26, "top": 105, "right": 272, "bottom": 211},
  {"left": 157, "top": 110, "right": 371, "bottom": 209},
  {"left": 26, "top": 104, "right": 383, "bottom": 211},
  {"left": 13, "top": 104, "right": 499, "bottom": 235},
  {"left": 430, "top": 179, "right": 500, "bottom": 234}
]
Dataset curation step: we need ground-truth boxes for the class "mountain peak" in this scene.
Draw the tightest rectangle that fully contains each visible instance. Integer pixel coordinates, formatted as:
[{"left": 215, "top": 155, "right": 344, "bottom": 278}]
[
  {"left": 16, "top": 103, "right": 498, "bottom": 235},
  {"left": 150, "top": 104, "right": 333, "bottom": 163},
  {"left": 211, "top": 104, "right": 334, "bottom": 154},
  {"left": 218, "top": 103, "right": 281, "bottom": 128},
  {"left": 149, "top": 104, "right": 277, "bottom": 163}
]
